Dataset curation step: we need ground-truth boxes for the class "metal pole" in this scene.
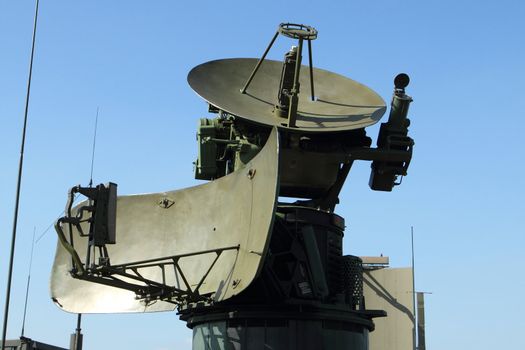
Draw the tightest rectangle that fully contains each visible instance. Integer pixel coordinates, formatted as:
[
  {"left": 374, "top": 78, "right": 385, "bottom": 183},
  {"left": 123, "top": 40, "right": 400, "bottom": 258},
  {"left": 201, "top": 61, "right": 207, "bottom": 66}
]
[
  {"left": 411, "top": 226, "right": 417, "bottom": 350},
  {"left": 287, "top": 37, "right": 303, "bottom": 127},
  {"left": 75, "top": 314, "right": 83, "bottom": 350},
  {"left": 416, "top": 292, "right": 426, "bottom": 350},
  {"left": 307, "top": 39, "right": 315, "bottom": 101},
  {"left": 240, "top": 30, "right": 279, "bottom": 94},
  {"left": 1, "top": 1, "right": 39, "bottom": 348}
]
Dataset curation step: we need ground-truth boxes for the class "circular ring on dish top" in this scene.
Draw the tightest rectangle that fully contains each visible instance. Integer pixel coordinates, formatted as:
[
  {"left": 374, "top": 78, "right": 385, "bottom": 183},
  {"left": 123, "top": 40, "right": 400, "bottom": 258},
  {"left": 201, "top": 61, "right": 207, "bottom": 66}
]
[{"left": 278, "top": 23, "right": 318, "bottom": 40}]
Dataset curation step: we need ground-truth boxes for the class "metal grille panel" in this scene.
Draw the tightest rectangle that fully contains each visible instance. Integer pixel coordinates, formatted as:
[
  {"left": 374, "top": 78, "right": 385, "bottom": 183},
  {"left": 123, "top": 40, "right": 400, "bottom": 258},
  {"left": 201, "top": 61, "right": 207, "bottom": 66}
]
[{"left": 342, "top": 255, "right": 363, "bottom": 309}]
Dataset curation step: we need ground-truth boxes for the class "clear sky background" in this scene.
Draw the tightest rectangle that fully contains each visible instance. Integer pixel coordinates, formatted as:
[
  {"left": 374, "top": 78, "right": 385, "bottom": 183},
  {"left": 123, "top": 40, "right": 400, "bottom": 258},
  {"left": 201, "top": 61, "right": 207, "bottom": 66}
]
[{"left": 1, "top": 1, "right": 524, "bottom": 349}]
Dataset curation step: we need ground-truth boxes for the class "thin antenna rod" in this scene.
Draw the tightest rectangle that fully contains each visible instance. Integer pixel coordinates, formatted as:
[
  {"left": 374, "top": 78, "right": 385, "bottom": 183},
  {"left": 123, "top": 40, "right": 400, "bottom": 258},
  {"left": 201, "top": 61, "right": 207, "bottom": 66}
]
[
  {"left": 88, "top": 107, "right": 99, "bottom": 187},
  {"left": 411, "top": 226, "right": 417, "bottom": 350},
  {"left": 73, "top": 108, "right": 98, "bottom": 350},
  {"left": 307, "top": 39, "right": 315, "bottom": 101},
  {"left": 21, "top": 228, "right": 36, "bottom": 338},
  {"left": 2, "top": 1, "right": 39, "bottom": 348},
  {"left": 240, "top": 30, "right": 279, "bottom": 94}
]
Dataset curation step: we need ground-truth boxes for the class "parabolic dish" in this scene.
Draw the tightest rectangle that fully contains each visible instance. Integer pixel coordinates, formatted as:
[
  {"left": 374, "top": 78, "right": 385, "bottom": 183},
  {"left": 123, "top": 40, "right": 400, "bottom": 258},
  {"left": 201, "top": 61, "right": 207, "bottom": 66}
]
[{"left": 188, "top": 58, "right": 386, "bottom": 132}]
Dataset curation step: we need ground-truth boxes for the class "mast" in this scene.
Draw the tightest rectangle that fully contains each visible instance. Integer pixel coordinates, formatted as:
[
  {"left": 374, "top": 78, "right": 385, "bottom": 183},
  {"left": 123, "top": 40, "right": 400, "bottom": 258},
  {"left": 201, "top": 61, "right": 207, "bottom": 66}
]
[{"left": 1, "top": 1, "right": 39, "bottom": 348}]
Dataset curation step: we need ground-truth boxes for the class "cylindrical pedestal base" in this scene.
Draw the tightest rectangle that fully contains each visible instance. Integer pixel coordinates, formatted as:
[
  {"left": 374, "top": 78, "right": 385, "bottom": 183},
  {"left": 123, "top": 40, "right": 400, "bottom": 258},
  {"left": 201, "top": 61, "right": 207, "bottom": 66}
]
[
  {"left": 192, "top": 319, "right": 368, "bottom": 350},
  {"left": 182, "top": 305, "right": 373, "bottom": 350}
]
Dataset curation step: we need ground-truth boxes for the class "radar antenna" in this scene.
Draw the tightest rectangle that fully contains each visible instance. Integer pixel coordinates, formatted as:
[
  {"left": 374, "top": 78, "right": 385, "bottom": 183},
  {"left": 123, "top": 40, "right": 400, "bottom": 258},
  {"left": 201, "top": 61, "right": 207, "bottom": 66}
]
[{"left": 50, "top": 23, "right": 416, "bottom": 350}]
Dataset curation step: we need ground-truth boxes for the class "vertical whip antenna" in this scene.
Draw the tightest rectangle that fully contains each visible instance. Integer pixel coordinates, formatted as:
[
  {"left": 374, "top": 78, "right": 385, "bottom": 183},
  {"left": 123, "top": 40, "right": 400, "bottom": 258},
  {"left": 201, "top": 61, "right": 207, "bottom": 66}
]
[
  {"left": 2, "top": 0, "right": 39, "bottom": 348},
  {"left": 20, "top": 228, "right": 36, "bottom": 338},
  {"left": 88, "top": 106, "right": 99, "bottom": 188},
  {"left": 75, "top": 106, "right": 99, "bottom": 350}
]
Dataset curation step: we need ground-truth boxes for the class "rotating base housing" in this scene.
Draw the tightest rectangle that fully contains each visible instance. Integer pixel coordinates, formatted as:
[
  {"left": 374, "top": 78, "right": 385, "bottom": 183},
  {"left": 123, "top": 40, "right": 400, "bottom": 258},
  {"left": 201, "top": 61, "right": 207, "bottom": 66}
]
[
  {"left": 183, "top": 304, "right": 372, "bottom": 350},
  {"left": 179, "top": 206, "right": 384, "bottom": 350}
]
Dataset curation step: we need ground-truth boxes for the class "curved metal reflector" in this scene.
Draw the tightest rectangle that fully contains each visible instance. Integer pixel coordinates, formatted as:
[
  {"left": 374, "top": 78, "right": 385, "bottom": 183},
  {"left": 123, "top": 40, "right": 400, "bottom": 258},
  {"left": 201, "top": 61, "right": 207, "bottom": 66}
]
[
  {"left": 188, "top": 58, "right": 386, "bottom": 132},
  {"left": 50, "top": 128, "right": 280, "bottom": 313}
]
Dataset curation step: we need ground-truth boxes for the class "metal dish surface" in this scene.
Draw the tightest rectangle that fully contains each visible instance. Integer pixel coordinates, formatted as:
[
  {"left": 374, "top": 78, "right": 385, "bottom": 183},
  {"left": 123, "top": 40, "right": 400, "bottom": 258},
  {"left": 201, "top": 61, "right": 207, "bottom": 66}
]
[
  {"left": 50, "top": 128, "right": 280, "bottom": 313},
  {"left": 188, "top": 58, "right": 386, "bottom": 132}
]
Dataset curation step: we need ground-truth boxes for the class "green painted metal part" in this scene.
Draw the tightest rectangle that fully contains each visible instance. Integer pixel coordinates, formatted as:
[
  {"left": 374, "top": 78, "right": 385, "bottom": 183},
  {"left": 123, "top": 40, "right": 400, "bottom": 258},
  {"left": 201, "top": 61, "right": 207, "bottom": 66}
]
[
  {"left": 50, "top": 128, "right": 280, "bottom": 313},
  {"left": 300, "top": 225, "right": 329, "bottom": 298},
  {"left": 195, "top": 117, "right": 263, "bottom": 181},
  {"left": 195, "top": 118, "right": 218, "bottom": 180}
]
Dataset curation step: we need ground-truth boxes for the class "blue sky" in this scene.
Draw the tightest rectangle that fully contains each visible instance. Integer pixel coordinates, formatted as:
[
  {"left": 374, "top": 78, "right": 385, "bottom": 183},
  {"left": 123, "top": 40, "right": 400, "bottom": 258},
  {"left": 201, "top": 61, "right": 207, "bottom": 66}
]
[{"left": 1, "top": 1, "right": 524, "bottom": 349}]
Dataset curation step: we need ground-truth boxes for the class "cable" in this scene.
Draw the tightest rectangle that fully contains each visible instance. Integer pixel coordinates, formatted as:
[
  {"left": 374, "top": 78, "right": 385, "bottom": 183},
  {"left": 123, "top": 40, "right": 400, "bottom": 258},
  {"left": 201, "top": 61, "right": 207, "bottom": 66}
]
[{"left": 35, "top": 193, "right": 80, "bottom": 244}]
